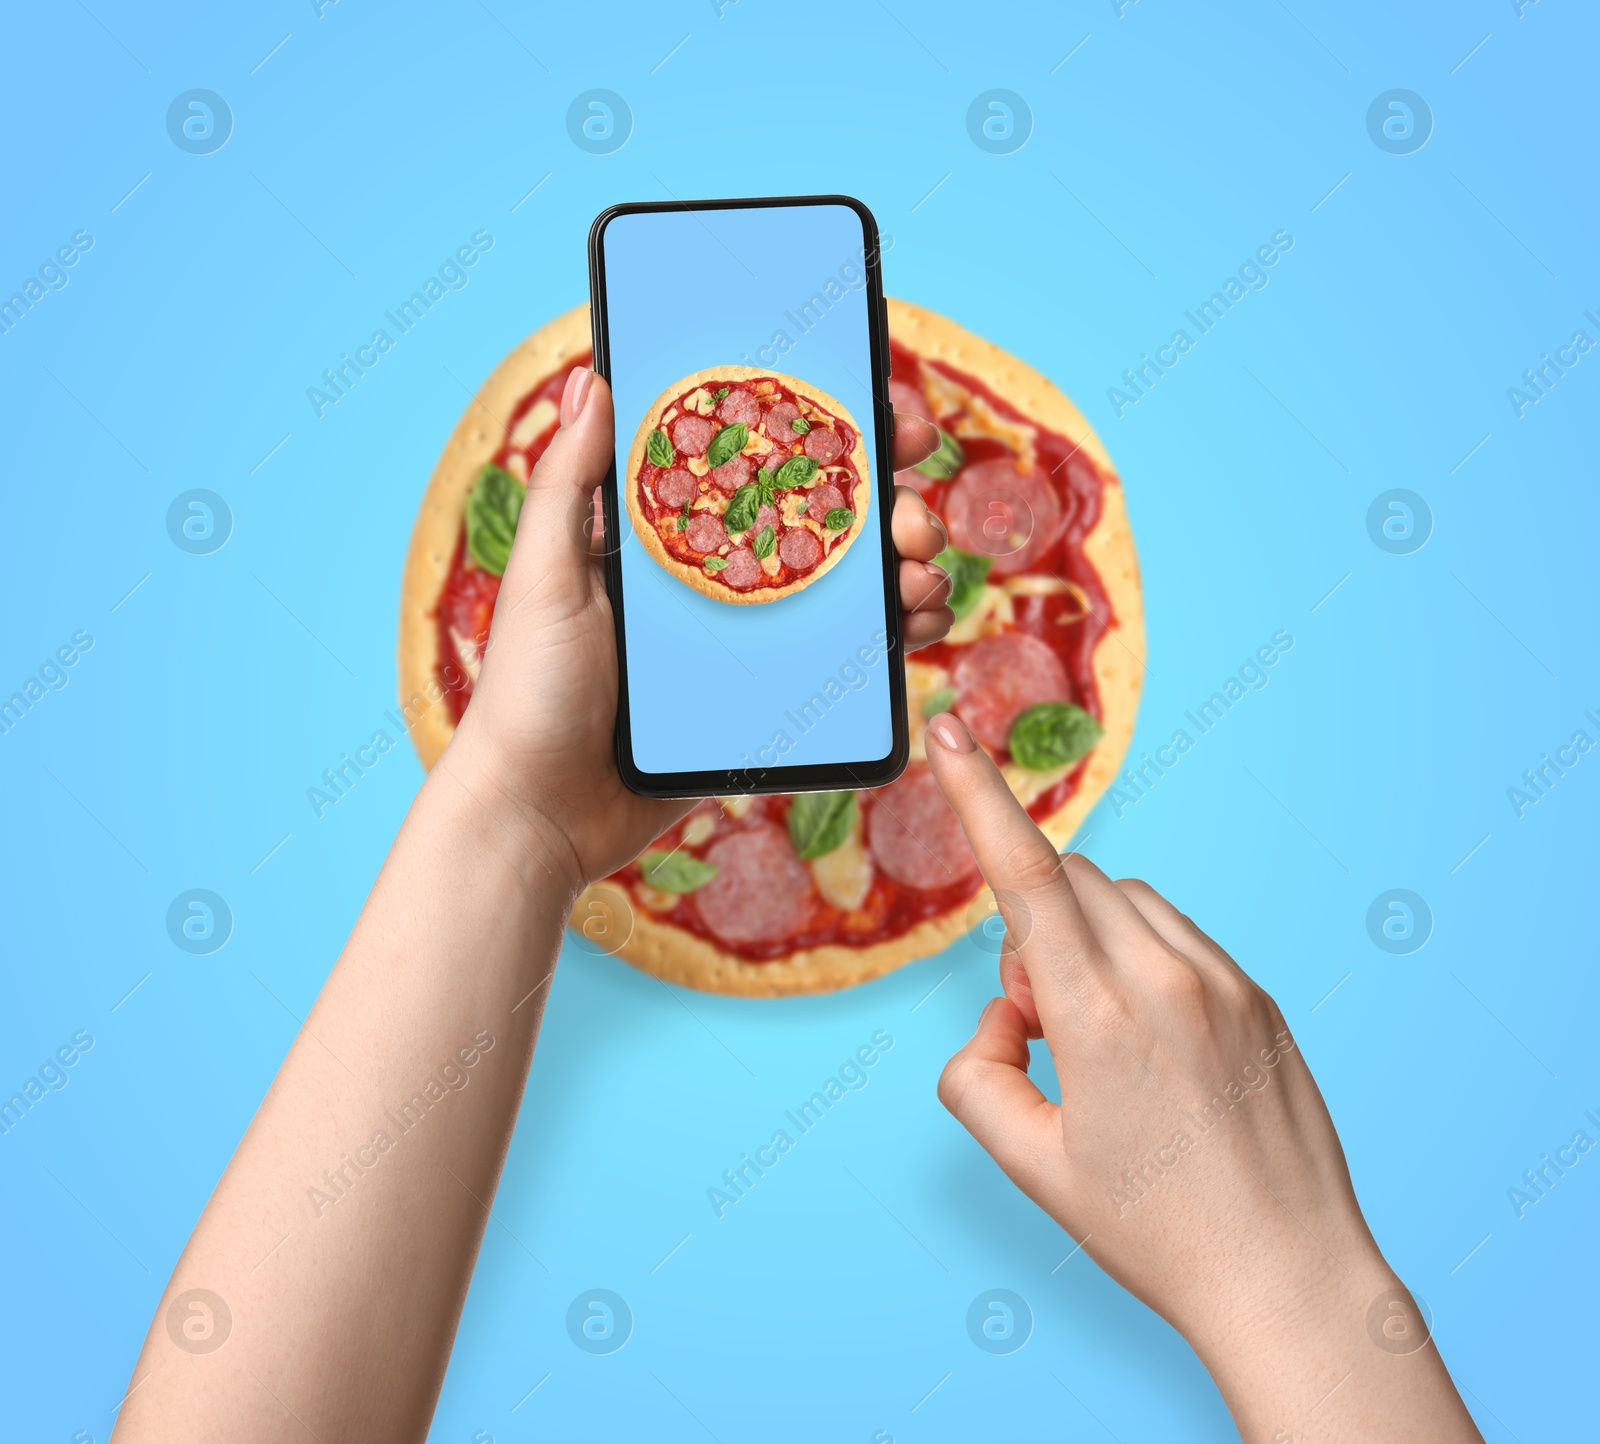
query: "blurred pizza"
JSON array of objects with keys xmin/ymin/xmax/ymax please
[{"xmin": 400, "ymin": 299, "xmax": 1143, "ymax": 995}]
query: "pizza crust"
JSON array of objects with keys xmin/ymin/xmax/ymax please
[
  {"xmin": 399, "ymin": 298, "xmax": 1144, "ymax": 997},
  {"xmin": 621, "ymin": 365, "xmax": 871, "ymax": 605},
  {"xmin": 399, "ymin": 303, "xmax": 593, "ymax": 773}
]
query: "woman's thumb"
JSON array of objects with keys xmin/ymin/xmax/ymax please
[{"xmin": 501, "ymin": 367, "xmax": 615, "ymax": 594}]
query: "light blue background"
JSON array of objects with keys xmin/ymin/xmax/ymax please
[
  {"xmin": 601, "ymin": 204, "xmax": 894, "ymax": 775},
  {"xmin": 2, "ymin": 3, "xmax": 1596, "ymax": 1442}
]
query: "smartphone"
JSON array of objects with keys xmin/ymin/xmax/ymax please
[{"xmin": 588, "ymin": 195, "xmax": 906, "ymax": 799}]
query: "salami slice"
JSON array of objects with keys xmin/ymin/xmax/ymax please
[
  {"xmin": 717, "ymin": 388, "xmax": 761, "ymax": 427},
  {"xmin": 692, "ymin": 825, "xmax": 814, "ymax": 944},
  {"xmin": 945, "ymin": 458, "xmax": 1064, "ymax": 577},
  {"xmin": 720, "ymin": 545, "xmax": 762, "ymax": 589},
  {"xmin": 753, "ymin": 503, "xmax": 781, "ymax": 536},
  {"xmin": 952, "ymin": 632, "xmax": 1071, "ymax": 750},
  {"xmin": 684, "ymin": 511, "xmax": 726, "ymax": 553},
  {"xmin": 804, "ymin": 426, "xmax": 846, "ymax": 464},
  {"xmin": 867, "ymin": 767, "xmax": 978, "ymax": 891},
  {"xmin": 656, "ymin": 468, "xmax": 696, "ymax": 509},
  {"xmin": 670, "ymin": 413, "xmax": 713, "ymax": 457},
  {"xmin": 778, "ymin": 527, "xmax": 822, "ymax": 571},
  {"xmin": 764, "ymin": 399, "xmax": 801, "ymax": 437},
  {"xmin": 802, "ymin": 483, "xmax": 847, "ymax": 524},
  {"xmin": 710, "ymin": 453, "xmax": 754, "ymax": 492}
]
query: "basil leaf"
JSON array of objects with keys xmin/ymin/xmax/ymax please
[
  {"xmin": 823, "ymin": 507, "xmax": 855, "ymax": 531},
  {"xmin": 703, "ymin": 556, "xmax": 727, "ymax": 572},
  {"xmin": 922, "ymin": 686, "xmax": 957, "ymax": 720},
  {"xmin": 724, "ymin": 484, "xmax": 760, "ymax": 534},
  {"xmin": 755, "ymin": 467, "xmax": 777, "ymax": 505},
  {"xmin": 791, "ymin": 416, "xmax": 811, "ymax": 435},
  {"xmin": 933, "ymin": 546, "xmax": 992, "ymax": 621},
  {"xmin": 914, "ymin": 429, "xmax": 965, "ymax": 481},
  {"xmin": 646, "ymin": 429, "xmax": 674, "ymax": 467},
  {"xmin": 677, "ymin": 500, "xmax": 692, "ymax": 531},
  {"xmin": 640, "ymin": 850, "xmax": 719, "ymax": 893},
  {"xmin": 465, "ymin": 463, "xmax": 526, "ymax": 575},
  {"xmin": 714, "ymin": 386, "xmax": 730, "ymax": 401},
  {"xmin": 1008, "ymin": 702, "xmax": 1103, "ymax": 771},
  {"xmin": 752, "ymin": 524, "xmax": 776, "ymax": 560},
  {"xmin": 788, "ymin": 790, "xmax": 857, "ymax": 860},
  {"xmin": 707, "ymin": 422, "xmax": 748, "ymax": 469},
  {"xmin": 774, "ymin": 455, "xmax": 818, "ymax": 489}
]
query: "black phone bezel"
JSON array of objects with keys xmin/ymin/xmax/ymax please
[{"xmin": 587, "ymin": 193, "xmax": 908, "ymax": 801}]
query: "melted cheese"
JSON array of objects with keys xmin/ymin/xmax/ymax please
[
  {"xmin": 811, "ymin": 826, "xmax": 874, "ymax": 910},
  {"xmin": 448, "ymin": 626, "xmax": 483, "ymax": 684},
  {"xmin": 683, "ymin": 814, "xmax": 715, "ymax": 847},
  {"xmin": 509, "ymin": 399, "xmax": 558, "ymax": 451},
  {"xmin": 687, "ymin": 456, "xmax": 709, "ymax": 477},
  {"xmin": 1001, "ymin": 760, "xmax": 1073, "ymax": 808},
  {"xmin": 683, "ymin": 388, "xmax": 713, "ymax": 417},
  {"xmin": 1004, "ymin": 575, "xmax": 1075, "ymax": 597},
  {"xmin": 904, "ymin": 659, "xmax": 952, "ymax": 763},
  {"xmin": 716, "ymin": 794, "xmax": 755, "ymax": 819},
  {"xmin": 945, "ymin": 585, "xmax": 1015, "ymax": 645},
  {"xmin": 922, "ymin": 368, "xmax": 1038, "ymax": 474},
  {"xmin": 760, "ymin": 552, "xmax": 780, "ymax": 578},
  {"xmin": 504, "ymin": 451, "xmax": 529, "ymax": 482},
  {"xmin": 953, "ymin": 397, "xmax": 1036, "ymax": 475},
  {"xmin": 1008, "ymin": 574, "xmax": 1091, "ymax": 623},
  {"xmin": 636, "ymin": 883, "xmax": 679, "ymax": 913}
]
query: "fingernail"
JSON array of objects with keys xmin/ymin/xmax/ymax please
[
  {"xmin": 914, "ymin": 561, "xmax": 951, "ymax": 611},
  {"xmin": 978, "ymin": 998, "xmax": 999, "ymax": 1025},
  {"xmin": 929, "ymin": 712, "xmax": 975, "ymax": 754},
  {"xmin": 560, "ymin": 367, "xmax": 593, "ymax": 427},
  {"xmin": 929, "ymin": 513, "xmax": 949, "ymax": 547}
]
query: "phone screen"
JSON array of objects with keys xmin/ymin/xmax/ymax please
[{"xmin": 591, "ymin": 197, "xmax": 905, "ymax": 797}]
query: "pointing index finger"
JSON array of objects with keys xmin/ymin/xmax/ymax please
[{"xmin": 923, "ymin": 711, "xmax": 1108, "ymax": 1032}]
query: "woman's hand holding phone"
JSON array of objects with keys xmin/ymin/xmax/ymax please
[{"xmin": 448, "ymin": 368, "xmax": 951, "ymax": 890}]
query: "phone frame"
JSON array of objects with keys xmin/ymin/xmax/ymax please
[{"xmin": 587, "ymin": 193, "xmax": 908, "ymax": 801}]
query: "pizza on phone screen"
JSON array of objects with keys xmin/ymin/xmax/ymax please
[
  {"xmin": 624, "ymin": 367, "xmax": 870, "ymax": 602},
  {"xmin": 399, "ymin": 298, "xmax": 1143, "ymax": 996}
]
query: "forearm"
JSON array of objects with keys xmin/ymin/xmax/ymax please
[{"xmin": 114, "ymin": 736, "xmax": 580, "ymax": 1442}]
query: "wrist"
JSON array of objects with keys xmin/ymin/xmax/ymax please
[
  {"xmin": 1183, "ymin": 1239, "xmax": 1432, "ymax": 1439},
  {"xmin": 427, "ymin": 724, "xmax": 587, "ymax": 901}
]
